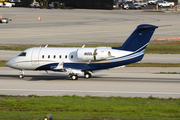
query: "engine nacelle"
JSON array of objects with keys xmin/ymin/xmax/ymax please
[{"xmin": 77, "ymin": 48, "xmax": 111, "ymax": 61}]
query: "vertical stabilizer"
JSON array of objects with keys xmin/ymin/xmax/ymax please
[{"xmin": 112, "ymin": 24, "xmax": 158, "ymax": 52}]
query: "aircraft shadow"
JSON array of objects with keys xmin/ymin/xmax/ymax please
[{"xmin": 0, "ymin": 74, "xmax": 103, "ymax": 81}]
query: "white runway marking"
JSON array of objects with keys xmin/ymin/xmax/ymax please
[{"xmin": 0, "ymin": 89, "xmax": 180, "ymax": 95}]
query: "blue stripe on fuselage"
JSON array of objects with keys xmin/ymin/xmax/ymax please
[
  {"xmin": 64, "ymin": 54, "xmax": 144, "ymax": 71},
  {"xmin": 36, "ymin": 63, "xmax": 59, "ymax": 70}
]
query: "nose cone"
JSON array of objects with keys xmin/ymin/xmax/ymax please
[
  {"xmin": 6, "ymin": 59, "xmax": 15, "ymax": 68},
  {"xmin": 6, "ymin": 60, "xmax": 11, "ymax": 67}
]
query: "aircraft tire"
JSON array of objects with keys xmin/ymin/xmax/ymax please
[
  {"xmin": 19, "ymin": 74, "xmax": 24, "ymax": 79},
  {"xmin": 84, "ymin": 73, "xmax": 91, "ymax": 79},
  {"xmin": 71, "ymin": 75, "xmax": 78, "ymax": 80}
]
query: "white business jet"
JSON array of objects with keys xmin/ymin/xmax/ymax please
[{"xmin": 6, "ymin": 24, "xmax": 158, "ymax": 80}]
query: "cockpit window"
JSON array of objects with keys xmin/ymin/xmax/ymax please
[{"xmin": 19, "ymin": 52, "xmax": 26, "ymax": 56}]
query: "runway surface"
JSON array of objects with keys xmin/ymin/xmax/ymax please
[{"xmin": 0, "ymin": 67, "xmax": 180, "ymax": 98}]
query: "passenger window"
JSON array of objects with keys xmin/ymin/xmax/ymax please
[
  {"xmin": 19, "ymin": 52, "xmax": 26, "ymax": 56},
  {"xmin": 54, "ymin": 55, "xmax": 56, "ymax": 58},
  {"xmin": 59, "ymin": 55, "xmax": 61, "ymax": 59},
  {"xmin": 65, "ymin": 55, "xmax": 67, "ymax": 59},
  {"xmin": 42, "ymin": 55, "xmax": 44, "ymax": 58},
  {"xmin": 71, "ymin": 55, "xmax": 73, "ymax": 59},
  {"xmin": 48, "ymin": 55, "xmax": 50, "ymax": 58}
]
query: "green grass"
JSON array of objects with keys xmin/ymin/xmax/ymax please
[
  {"xmin": 0, "ymin": 60, "xmax": 7, "ymax": 67},
  {"xmin": 145, "ymin": 41, "xmax": 180, "ymax": 54},
  {"xmin": 126, "ymin": 63, "xmax": 180, "ymax": 67},
  {"xmin": 157, "ymin": 72, "xmax": 180, "ymax": 74},
  {"xmin": 0, "ymin": 46, "xmax": 30, "ymax": 51},
  {"xmin": 0, "ymin": 44, "xmax": 120, "ymax": 51},
  {"xmin": 0, "ymin": 95, "xmax": 180, "ymax": 120},
  {"xmin": 1, "ymin": 41, "xmax": 180, "ymax": 54}
]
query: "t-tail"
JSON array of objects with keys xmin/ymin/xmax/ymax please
[{"xmin": 112, "ymin": 24, "xmax": 158, "ymax": 52}]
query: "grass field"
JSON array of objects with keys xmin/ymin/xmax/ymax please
[
  {"xmin": 0, "ymin": 60, "xmax": 7, "ymax": 67},
  {"xmin": 145, "ymin": 41, "xmax": 180, "ymax": 54},
  {"xmin": 0, "ymin": 95, "xmax": 180, "ymax": 120},
  {"xmin": 157, "ymin": 72, "xmax": 180, "ymax": 74},
  {"xmin": 1, "ymin": 41, "xmax": 180, "ymax": 54},
  {"xmin": 126, "ymin": 63, "xmax": 180, "ymax": 67}
]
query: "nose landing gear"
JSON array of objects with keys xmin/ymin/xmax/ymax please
[{"xmin": 19, "ymin": 70, "xmax": 24, "ymax": 79}]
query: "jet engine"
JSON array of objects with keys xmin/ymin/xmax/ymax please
[{"xmin": 77, "ymin": 48, "xmax": 111, "ymax": 61}]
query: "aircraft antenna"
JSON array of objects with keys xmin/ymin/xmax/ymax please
[
  {"xmin": 45, "ymin": 44, "xmax": 48, "ymax": 48},
  {"xmin": 82, "ymin": 45, "xmax": 85, "ymax": 48}
]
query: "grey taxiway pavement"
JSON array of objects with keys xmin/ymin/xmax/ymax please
[
  {"xmin": 0, "ymin": 8, "xmax": 180, "ymax": 46},
  {"xmin": 0, "ymin": 67, "xmax": 180, "ymax": 98}
]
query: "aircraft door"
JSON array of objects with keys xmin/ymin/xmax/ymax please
[{"xmin": 31, "ymin": 48, "xmax": 41, "ymax": 66}]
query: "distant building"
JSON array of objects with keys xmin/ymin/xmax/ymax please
[{"xmin": 13, "ymin": 0, "xmax": 113, "ymax": 9}]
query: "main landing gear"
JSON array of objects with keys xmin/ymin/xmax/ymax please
[
  {"xmin": 68, "ymin": 71, "xmax": 92, "ymax": 80},
  {"xmin": 68, "ymin": 73, "xmax": 78, "ymax": 80},
  {"xmin": 84, "ymin": 72, "xmax": 91, "ymax": 79},
  {"xmin": 19, "ymin": 70, "xmax": 24, "ymax": 79}
]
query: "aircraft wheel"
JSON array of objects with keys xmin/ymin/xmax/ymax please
[
  {"xmin": 71, "ymin": 75, "xmax": 78, "ymax": 80},
  {"xmin": 19, "ymin": 74, "xmax": 24, "ymax": 79},
  {"xmin": 84, "ymin": 73, "xmax": 91, "ymax": 79},
  {"xmin": 19, "ymin": 70, "xmax": 24, "ymax": 79}
]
